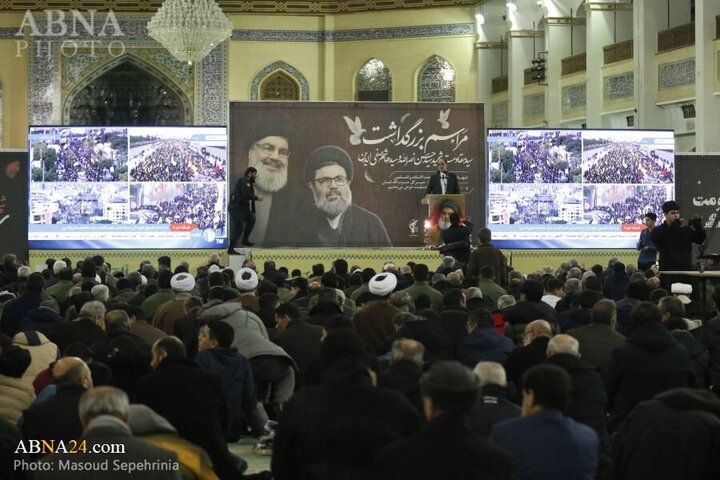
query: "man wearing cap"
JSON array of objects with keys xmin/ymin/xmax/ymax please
[
  {"xmin": 299, "ymin": 145, "xmax": 391, "ymax": 247},
  {"xmin": 241, "ymin": 117, "xmax": 296, "ymax": 247},
  {"xmin": 636, "ymin": 212, "xmax": 658, "ymax": 272},
  {"xmin": 376, "ymin": 361, "xmax": 511, "ymax": 480},
  {"xmin": 649, "ymin": 200, "xmax": 706, "ymax": 290},
  {"xmin": 228, "ymin": 166, "xmax": 263, "ymax": 251},
  {"xmin": 153, "ymin": 272, "xmax": 197, "ymax": 335},
  {"xmin": 422, "ymin": 156, "xmax": 460, "ymax": 204},
  {"xmin": 352, "ymin": 272, "xmax": 401, "ymax": 355}
]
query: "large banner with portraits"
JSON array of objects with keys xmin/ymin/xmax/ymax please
[
  {"xmin": 675, "ymin": 153, "xmax": 720, "ymax": 255},
  {"xmin": 0, "ymin": 151, "xmax": 29, "ymax": 259},
  {"xmin": 228, "ymin": 102, "xmax": 484, "ymax": 248}
]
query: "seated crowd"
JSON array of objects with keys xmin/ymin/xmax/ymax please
[{"xmin": 0, "ymin": 247, "xmax": 719, "ymax": 480}]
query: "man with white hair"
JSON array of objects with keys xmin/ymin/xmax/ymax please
[
  {"xmin": 54, "ymin": 300, "xmax": 107, "ymax": 352},
  {"xmin": 544, "ymin": 334, "xmax": 607, "ymax": 439},
  {"xmin": 44, "ymin": 259, "xmax": 67, "ymax": 289},
  {"xmin": 45, "ymin": 265, "xmax": 74, "ymax": 304},
  {"xmin": 36, "ymin": 386, "xmax": 181, "ymax": 479},
  {"xmin": 90, "ymin": 284, "xmax": 110, "ymax": 304},
  {"xmin": 505, "ymin": 319, "xmax": 553, "ymax": 388},
  {"xmin": 470, "ymin": 361, "xmax": 521, "ymax": 437},
  {"xmin": 378, "ymin": 339, "xmax": 425, "ymax": 414}
]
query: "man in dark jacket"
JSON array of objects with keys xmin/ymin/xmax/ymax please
[
  {"xmin": 469, "ymin": 361, "xmax": 521, "ymax": 437},
  {"xmin": 503, "ymin": 280, "xmax": 558, "ymax": 345},
  {"xmin": 456, "ymin": 307, "xmax": 514, "ymax": 368},
  {"xmin": 603, "ymin": 261, "xmax": 630, "ymax": 301},
  {"xmin": 610, "ymin": 388, "xmax": 720, "ymax": 480},
  {"xmin": 1, "ymin": 272, "xmax": 45, "ymax": 336},
  {"xmin": 378, "ymin": 339, "xmax": 425, "ymax": 415},
  {"xmin": 274, "ymin": 302, "xmax": 323, "ymax": 389},
  {"xmin": 466, "ymin": 228, "xmax": 508, "ymax": 286},
  {"xmin": 21, "ymin": 357, "xmax": 93, "ymax": 449},
  {"xmin": 605, "ymin": 302, "xmax": 694, "ymax": 432},
  {"xmin": 19, "ymin": 300, "xmax": 63, "ymax": 342},
  {"xmin": 375, "ymin": 361, "xmax": 512, "ymax": 480},
  {"xmin": 505, "ymin": 320, "xmax": 553, "ymax": 389},
  {"xmin": 544, "ymin": 335, "xmax": 607, "ymax": 440},
  {"xmin": 568, "ymin": 298, "xmax": 626, "ymax": 377},
  {"xmin": 195, "ymin": 320, "xmax": 263, "ymax": 440},
  {"xmin": 135, "ymin": 337, "xmax": 246, "ymax": 480},
  {"xmin": 438, "ymin": 288, "xmax": 470, "ymax": 345},
  {"xmin": 649, "ymin": 200, "xmax": 706, "ymax": 290},
  {"xmin": 272, "ymin": 330, "xmax": 420, "ymax": 480},
  {"xmin": 228, "ymin": 166, "xmax": 261, "ymax": 251}
]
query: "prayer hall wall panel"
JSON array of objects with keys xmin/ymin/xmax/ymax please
[
  {"xmin": 0, "ymin": 13, "xmax": 29, "ymax": 149},
  {"xmin": 330, "ymin": 7, "xmax": 477, "ymax": 102},
  {"xmin": 228, "ymin": 14, "xmax": 323, "ymax": 101}
]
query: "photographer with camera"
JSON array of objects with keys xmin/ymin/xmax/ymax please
[{"xmin": 650, "ymin": 200, "xmax": 706, "ymax": 290}]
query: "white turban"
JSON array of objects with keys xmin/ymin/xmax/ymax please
[
  {"xmin": 235, "ymin": 268, "xmax": 258, "ymax": 291},
  {"xmin": 171, "ymin": 273, "xmax": 195, "ymax": 292},
  {"xmin": 369, "ymin": 273, "xmax": 397, "ymax": 297}
]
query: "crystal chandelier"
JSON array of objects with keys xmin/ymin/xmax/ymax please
[{"xmin": 147, "ymin": 0, "xmax": 233, "ymax": 65}]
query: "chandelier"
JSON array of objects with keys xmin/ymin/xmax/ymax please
[{"xmin": 147, "ymin": 0, "xmax": 234, "ymax": 65}]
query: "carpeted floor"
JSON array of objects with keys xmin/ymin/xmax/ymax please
[{"xmin": 228, "ymin": 437, "xmax": 271, "ymax": 474}]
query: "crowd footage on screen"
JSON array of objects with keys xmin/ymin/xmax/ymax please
[
  {"xmin": 129, "ymin": 139, "xmax": 225, "ymax": 182},
  {"xmin": 583, "ymin": 142, "xmax": 674, "ymax": 184}
]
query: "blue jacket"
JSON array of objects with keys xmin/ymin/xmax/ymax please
[
  {"xmin": 455, "ymin": 327, "xmax": 514, "ymax": 368},
  {"xmin": 490, "ymin": 409, "xmax": 599, "ymax": 480},
  {"xmin": 195, "ymin": 347, "xmax": 263, "ymax": 435},
  {"xmin": 636, "ymin": 228, "xmax": 657, "ymax": 265}
]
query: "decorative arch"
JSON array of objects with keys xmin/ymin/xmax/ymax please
[
  {"xmin": 62, "ymin": 54, "xmax": 193, "ymax": 125},
  {"xmin": 417, "ymin": 55, "xmax": 456, "ymax": 102},
  {"xmin": 62, "ymin": 53, "xmax": 193, "ymax": 126},
  {"xmin": 251, "ymin": 61, "xmax": 309, "ymax": 101},
  {"xmin": 260, "ymin": 71, "xmax": 300, "ymax": 100},
  {"xmin": 356, "ymin": 58, "xmax": 392, "ymax": 101}
]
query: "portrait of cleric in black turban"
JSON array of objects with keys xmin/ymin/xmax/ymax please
[
  {"xmin": 425, "ymin": 197, "xmax": 473, "ymax": 246},
  {"xmin": 295, "ymin": 145, "xmax": 392, "ymax": 247}
]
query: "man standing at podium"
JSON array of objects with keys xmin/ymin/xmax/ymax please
[
  {"xmin": 650, "ymin": 200, "xmax": 706, "ymax": 289},
  {"xmin": 422, "ymin": 156, "xmax": 459, "ymax": 204}
]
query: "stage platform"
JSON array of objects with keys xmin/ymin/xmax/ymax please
[{"xmin": 28, "ymin": 248, "xmax": 640, "ymax": 277}]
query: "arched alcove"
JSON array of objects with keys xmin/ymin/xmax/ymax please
[
  {"xmin": 63, "ymin": 55, "xmax": 192, "ymax": 126},
  {"xmin": 251, "ymin": 61, "xmax": 309, "ymax": 101},
  {"xmin": 417, "ymin": 55, "xmax": 456, "ymax": 102},
  {"xmin": 356, "ymin": 58, "xmax": 392, "ymax": 101},
  {"xmin": 260, "ymin": 71, "xmax": 300, "ymax": 100}
]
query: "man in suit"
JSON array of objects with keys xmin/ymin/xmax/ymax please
[
  {"xmin": 36, "ymin": 386, "xmax": 181, "ymax": 479},
  {"xmin": 490, "ymin": 364, "xmax": 599, "ymax": 480},
  {"xmin": 423, "ymin": 156, "xmax": 459, "ymax": 204}
]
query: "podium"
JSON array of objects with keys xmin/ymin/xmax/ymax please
[
  {"xmin": 424, "ymin": 194, "xmax": 466, "ymax": 246},
  {"xmin": 660, "ymin": 270, "xmax": 720, "ymax": 320}
]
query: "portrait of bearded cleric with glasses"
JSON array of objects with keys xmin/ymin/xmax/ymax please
[{"xmin": 296, "ymin": 145, "xmax": 391, "ymax": 247}]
